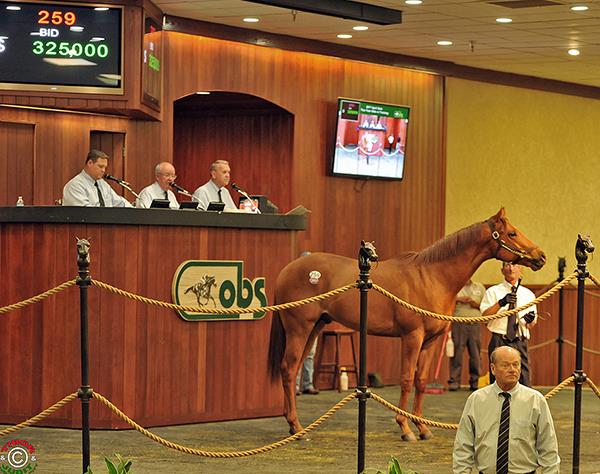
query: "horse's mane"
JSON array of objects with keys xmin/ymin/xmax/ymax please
[{"xmin": 413, "ymin": 221, "xmax": 484, "ymax": 264}]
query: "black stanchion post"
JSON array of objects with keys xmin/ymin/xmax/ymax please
[
  {"xmin": 557, "ymin": 257, "xmax": 566, "ymax": 383},
  {"xmin": 76, "ymin": 239, "xmax": 93, "ymax": 474},
  {"xmin": 572, "ymin": 235, "xmax": 593, "ymax": 474},
  {"xmin": 356, "ymin": 241, "xmax": 377, "ymax": 474}
]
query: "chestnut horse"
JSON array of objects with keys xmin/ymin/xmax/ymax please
[{"xmin": 268, "ymin": 208, "xmax": 546, "ymax": 440}]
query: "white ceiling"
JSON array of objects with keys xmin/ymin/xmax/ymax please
[{"xmin": 153, "ymin": 0, "xmax": 600, "ymax": 88}]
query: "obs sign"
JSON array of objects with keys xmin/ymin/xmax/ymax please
[{"xmin": 172, "ymin": 260, "xmax": 267, "ymax": 321}]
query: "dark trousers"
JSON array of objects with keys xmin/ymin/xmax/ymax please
[
  {"xmin": 448, "ymin": 322, "xmax": 481, "ymax": 388},
  {"xmin": 488, "ymin": 332, "xmax": 530, "ymax": 387}
]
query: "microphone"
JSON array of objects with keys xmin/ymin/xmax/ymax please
[
  {"xmin": 170, "ymin": 182, "xmax": 190, "ymax": 195},
  {"xmin": 105, "ymin": 174, "xmax": 130, "ymax": 187},
  {"xmin": 104, "ymin": 174, "xmax": 139, "ymax": 199},
  {"xmin": 232, "ymin": 183, "xmax": 261, "ymax": 214}
]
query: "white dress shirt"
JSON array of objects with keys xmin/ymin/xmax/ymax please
[
  {"xmin": 62, "ymin": 171, "xmax": 132, "ymax": 207},
  {"xmin": 453, "ymin": 382, "xmax": 560, "ymax": 474},
  {"xmin": 480, "ymin": 281, "xmax": 537, "ymax": 340},
  {"xmin": 192, "ymin": 179, "xmax": 237, "ymax": 211},
  {"xmin": 136, "ymin": 182, "xmax": 179, "ymax": 209}
]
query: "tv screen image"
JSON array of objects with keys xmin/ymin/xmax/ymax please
[
  {"xmin": 332, "ymin": 98, "xmax": 410, "ymax": 180},
  {"xmin": 0, "ymin": 1, "xmax": 123, "ymax": 94}
]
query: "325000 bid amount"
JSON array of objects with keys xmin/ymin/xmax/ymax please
[{"xmin": 32, "ymin": 40, "xmax": 109, "ymax": 58}]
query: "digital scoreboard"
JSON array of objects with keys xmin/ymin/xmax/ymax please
[{"xmin": 0, "ymin": 1, "xmax": 123, "ymax": 94}]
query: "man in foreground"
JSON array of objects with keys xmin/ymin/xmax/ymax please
[
  {"xmin": 62, "ymin": 149, "xmax": 132, "ymax": 207},
  {"xmin": 453, "ymin": 346, "xmax": 559, "ymax": 474}
]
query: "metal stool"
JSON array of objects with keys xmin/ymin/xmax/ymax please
[{"xmin": 315, "ymin": 329, "xmax": 359, "ymax": 392}]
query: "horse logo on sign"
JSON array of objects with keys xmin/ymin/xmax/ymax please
[{"xmin": 172, "ymin": 260, "xmax": 267, "ymax": 321}]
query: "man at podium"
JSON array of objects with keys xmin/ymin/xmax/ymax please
[
  {"xmin": 192, "ymin": 160, "xmax": 237, "ymax": 211},
  {"xmin": 136, "ymin": 162, "xmax": 180, "ymax": 209}
]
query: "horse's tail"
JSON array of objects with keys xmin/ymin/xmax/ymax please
[{"xmin": 268, "ymin": 310, "xmax": 285, "ymax": 381}]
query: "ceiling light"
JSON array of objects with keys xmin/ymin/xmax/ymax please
[
  {"xmin": 353, "ymin": 25, "xmax": 369, "ymax": 31},
  {"xmin": 196, "ymin": 91, "xmax": 211, "ymax": 95},
  {"xmin": 570, "ymin": 5, "xmax": 589, "ymax": 11},
  {"xmin": 437, "ymin": 40, "xmax": 453, "ymax": 46},
  {"xmin": 337, "ymin": 34, "xmax": 353, "ymax": 39},
  {"xmin": 94, "ymin": 7, "xmax": 109, "ymax": 11},
  {"xmin": 6, "ymin": 5, "xmax": 21, "ymax": 10},
  {"xmin": 405, "ymin": 0, "xmax": 423, "ymax": 4},
  {"xmin": 496, "ymin": 17, "xmax": 513, "ymax": 23},
  {"xmin": 243, "ymin": 17, "xmax": 260, "ymax": 23},
  {"xmin": 568, "ymin": 48, "xmax": 580, "ymax": 56}
]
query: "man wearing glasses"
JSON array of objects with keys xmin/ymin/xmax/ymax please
[
  {"xmin": 136, "ymin": 162, "xmax": 180, "ymax": 209},
  {"xmin": 480, "ymin": 262, "xmax": 537, "ymax": 387}
]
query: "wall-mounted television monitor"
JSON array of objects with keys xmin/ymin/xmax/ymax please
[
  {"xmin": 0, "ymin": 1, "xmax": 123, "ymax": 94},
  {"xmin": 331, "ymin": 98, "xmax": 410, "ymax": 180}
]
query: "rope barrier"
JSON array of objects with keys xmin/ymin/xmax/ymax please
[
  {"xmin": 587, "ymin": 273, "xmax": 600, "ymax": 287},
  {"xmin": 0, "ymin": 392, "xmax": 78, "ymax": 437},
  {"xmin": 371, "ymin": 271, "xmax": 577, "ymax": 324},
  {"xmin": 91, "ymin": 280, "xmax": 357, "ymax": 315},
  {"xmin": 0, "ymin": 279, "xmax": 77, "ymax": 314},
  {"xmin": 563, "ymin": 339, "xmax": 600, "ymax": 356},
  {"xmin": 529, "ymin": 339, "xmax": 557, "ymax": 351},
  {"xmin": 586, "ymin": 378, "xmax": 600, "ymax": 399},
  {"xmin": 370, "ymin": 393, "xmax": 459, "ymax": 430},
  {"xmin": 543, "ymin": 376, "xmax": 575, "ymax": 399},
  {"xmin": 92, "ymin": 391, "xmax": 357, "ymax": 457}
]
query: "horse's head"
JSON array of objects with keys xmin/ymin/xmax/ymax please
[
  {"xmin": 576, "ymin": 234, "xmax": 594, "ymax": 262},
  {"xmin": 486, "ymin": 208, "xmax": 546, "ymax": 271}
]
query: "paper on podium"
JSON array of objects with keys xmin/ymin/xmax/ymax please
[{"xmin": 285, "ymin": 205, "xmax": 311, "ymax": 216}]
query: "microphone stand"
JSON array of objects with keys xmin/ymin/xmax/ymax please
[{"xmin": 105, "ymin": 176, "xmax": 140, "ymax": 199}]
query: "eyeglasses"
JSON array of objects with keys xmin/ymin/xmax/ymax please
[{"xmin": 159, "ymin": 173, "xmax": 176, "ymax": 179}]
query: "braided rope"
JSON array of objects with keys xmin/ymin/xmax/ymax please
[
  {"xmin": 563, "ymin": 339, "xmax": 600, "ymax": 356},
  {"xmin": 91, "ymin": 280, "xmax": 356, "ymax": 314},
  {"xmin": 544, "ymin": 376, "xmax": 575, "ymax": 399},
  {"xmin": 92, "ymin": 391, "xmax": 357, "ymax": 457},
  {"xmin": 0, "ymin": 392, "xmax": 78, "ymax": 437},
  {"xmin": 371, "ymin": 271, "xmax": 577, "ymax": 324},
  {"xmin": 0, "ymin": 279, "xmax": 77, "ymax": 314},
  {"xmin": 588, "ymin": 274, "xmax": 600, "ymax": 287},
  {"xmin": 370, "ymin": 392, "xmax": 458, "ymax": 430},
  {"xmin": 585, "ymin": 378, "xmax": 600, "ymax": 398},
  {"xmin": 529, "ymin": 339, "xmax": 557, "ymax": 351}
]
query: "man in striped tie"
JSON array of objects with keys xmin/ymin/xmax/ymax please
[{"xmin": 453, "ymin": 346, "xmax": 559, "ymax": 473}]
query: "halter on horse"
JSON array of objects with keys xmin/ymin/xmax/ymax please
[{"xmin": 269, "ymin": 208, "xmax": 546, "ymax": 440}]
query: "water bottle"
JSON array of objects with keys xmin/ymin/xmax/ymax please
[
  {"xmin": 16, "ymin": 196, "xmax": 24, "ymax": 207},
  {"xmin": 445, "ymin": 333, "xmax": 454, "ymax": 358},
  {"xmin": 339, "ymin": 368, "xmax": 349, "ymax": 391}
]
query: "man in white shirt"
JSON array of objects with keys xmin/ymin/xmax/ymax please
[
  {"xmin": 453, "ymin": 346, "xmax": 559, "ymax": 474},
  {"xmin": 136, "ymin": 162, "xmax": 180, "ymax": 209},
  {"xmin": 62, "ymin": 150, "xmax": 132, "ymax": 207},
  {"xmin": 192, "ymin": 160, "xmax": 237, "ymax": 211},
  {"xmin": 480, "ymin": 262, "xmax": 537, "ymax": 387}
]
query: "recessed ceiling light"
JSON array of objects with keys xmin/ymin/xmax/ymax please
[
  {"xmin": 353, "ymin": 26, "xmax": 369, "ymax": 31},
  {"xmin": 6, "ymin": 5, "xmax": 21, "ymax": 10},
  {"xmin": 243, "ymin": 17, "xmax": 260, "ymax": 23},
  {"xmin": 570, "ymin": 5, "xmax": 589, "ymax": 11},
  {"xmin": 337, "ymin": 34, "xmax": 353, "ymax": 39},
  {"xmin": 196, "ymin": 91, "xmax": 211, "ymax": 95},
  {"xmin": 568, "ymin": 48, "xmax": 581, "ymax": 56},
  {"xmin": 405, "ymin": 0, "xmax": 423, "ymax": 4},
  {"xmin": 496, "ymin": 17, "xmax": 513, "ymax": 23},
  {"xmin": 437, "ymin": 40, "xmax": 453, "ymax": 46}
]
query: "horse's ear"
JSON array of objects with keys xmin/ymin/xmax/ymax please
[{"xmin": 492, "ymin": 207, "xmax": 506, "ymax": 221}]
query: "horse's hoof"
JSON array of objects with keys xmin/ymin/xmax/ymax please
[
  {"xmin": 419, "ymin": 431, "xmax": 433, "ymax": 441},
  {"xmin": 401, "ymin": 432, "xmax": 417, "ymax": 442}
]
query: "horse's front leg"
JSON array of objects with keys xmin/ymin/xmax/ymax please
[
  {"xmin": 396, "ymin": 332, "xmax": 423, "ymax": 442},
  {"xmin": 412, "ymin": 338, "xmax": 441, "ymax": 440}
]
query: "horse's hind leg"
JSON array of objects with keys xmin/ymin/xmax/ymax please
[
  {"xmin": 412, "ymin": 340, "xmax": 439, "ymax": 440},
  {"xmin": 281, "ymin": 315, "xmax": 325, "ymax": 435},
  {"xmin": 396, "ymin": 332, "xmax": 423, "ymax": 442}
]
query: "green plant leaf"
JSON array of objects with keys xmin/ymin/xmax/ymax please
[{"xmin": 104, "ymin": 457, "xmax": 118, "ymax": 474}]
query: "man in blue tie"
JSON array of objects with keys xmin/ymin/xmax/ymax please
[{"xmin": 453, "ymin": 346, "xmax": 559, "ymax": 474}]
